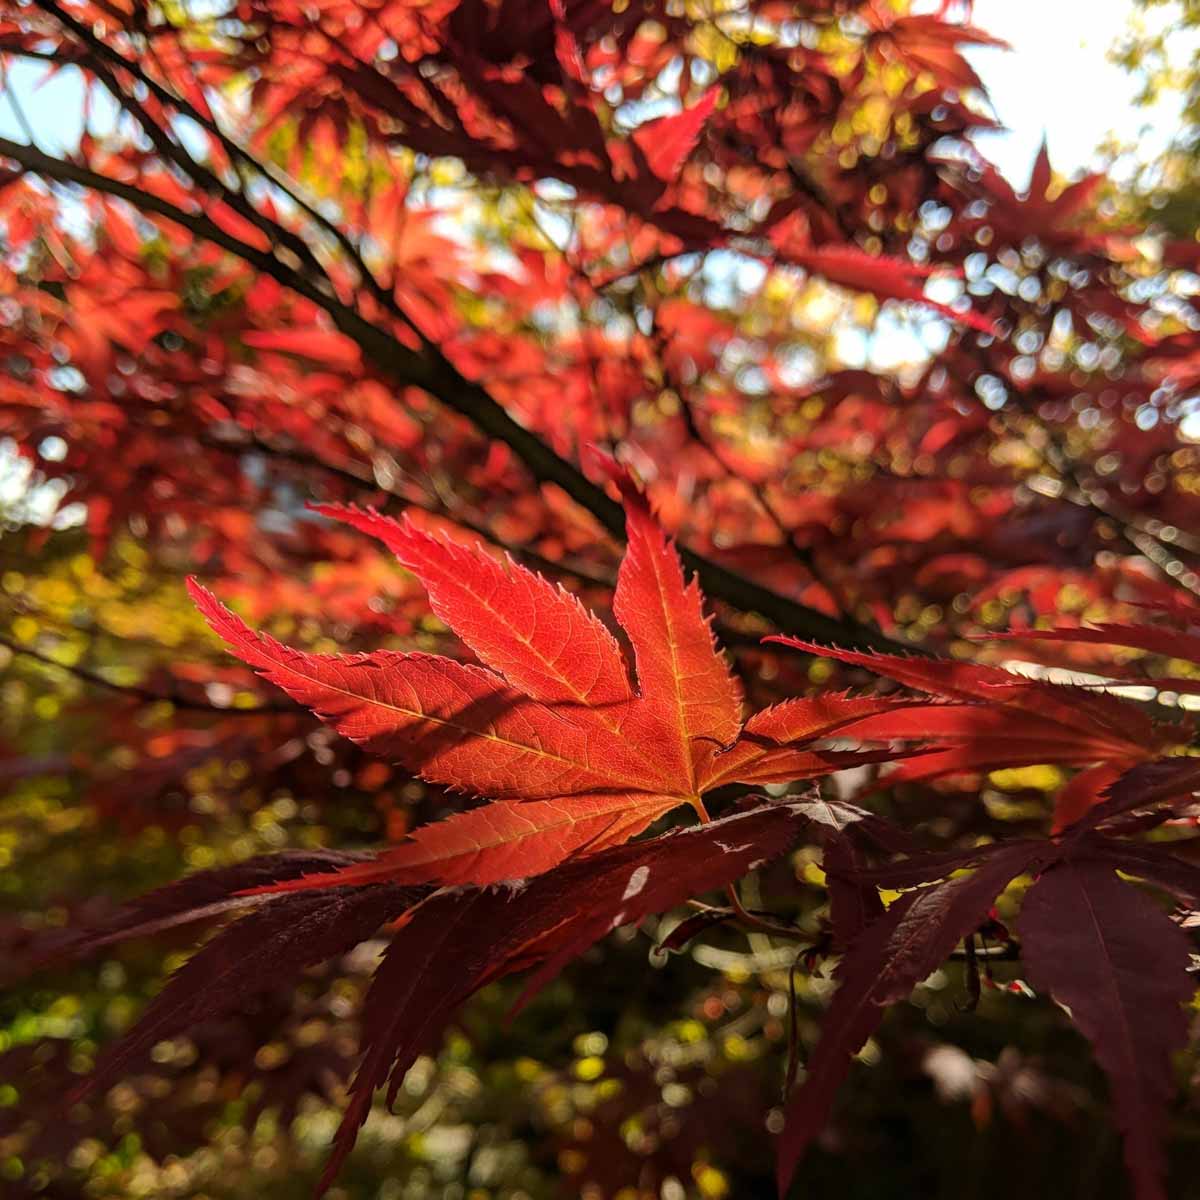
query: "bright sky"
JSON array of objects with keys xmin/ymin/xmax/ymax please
[{"xmin": 964, "ymin": 0, "xmax": 1182, "ymax": 185}]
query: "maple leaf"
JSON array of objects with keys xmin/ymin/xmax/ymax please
[
  {"xmin": 631, "ymin": 86, "xmax": 720, "ymax": 183},
  {"xmin": 73, "ymin": 884, "xmax": 416, "ymax": 1106},
  {"xmin": 778, "ymin": 244, "xmax": 1000, "ymax": 336},
  {"xmin": 62, "ymin": 795, "xmax": 875, "ymax": 1195},
  {"xmin": 767, "ymin": 639, "xmax": 1177, "ymax": 819},
  {"xmin": 316, "ymin": 797, "xmax": 843, "ymax": 1192},
  {"xmin": 191, "ymin": 484, "xmax": 889, "ymax": 894},
  {"xmin": 939, "ymin": 139, "xmax": 1111, "ymax": 258},
  {"xmin": 990, "ymin": 622, "xmax": 1200, "ymax": 697},
  {"xmin": 34, "ymin": 850, "xmax": 377, "ymax": 968},
  {"xmin": 865, "ymin": 7, "xmax": 1008, "ymax": 91},
  {"xmin": 776, "ymin": 839, "xmax": 1053, "ymax": 1195},
  {"xmin": 1064, "ymin": 757, "xmax": 1200, "ymax": 839},
  {"xmin": 774, "ymin": 801, "xmax": 1200, "ymax": 1199},
  {"xmin": 1018, "ymin": 858, "xmax": 1194, "ymax": 1200}
]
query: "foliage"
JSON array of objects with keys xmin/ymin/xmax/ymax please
[{"xmin": 2, "ymin": 0, "xmax": 1200, "ymax": 1198}]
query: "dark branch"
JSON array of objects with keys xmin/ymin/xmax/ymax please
[{"xmin": 0, "ymin": 634, "xmax": 294, "ymax": 714}]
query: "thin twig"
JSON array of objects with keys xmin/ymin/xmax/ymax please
[{"xmin": 0, "ymin": 633, "xmax": 293, "ymax": 714}]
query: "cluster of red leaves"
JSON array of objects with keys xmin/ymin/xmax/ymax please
[
  {"xmin": 3, "ymin": 0, "xmax": 1200, "ymax": 1195},
  {"xmin": 2, "ymin": 0, "xmax": 1195, "ymax": 631},
  {"xmin": 29, "ymin": 481, "xmax": 1200, "ymax": 1200}
]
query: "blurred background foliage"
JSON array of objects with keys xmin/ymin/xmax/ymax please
[{"xmin": 3, "ymin": 0, "xmax": 1200, "ymax": 1197}]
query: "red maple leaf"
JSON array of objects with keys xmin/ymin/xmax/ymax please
[{"xmin": 189, "ymin": 475, "xmax": 897, "ymax": 893}]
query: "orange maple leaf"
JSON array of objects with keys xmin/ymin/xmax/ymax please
[{"xmin": 190, "ymin": 478, "xmax": 895, "ymax": 890}]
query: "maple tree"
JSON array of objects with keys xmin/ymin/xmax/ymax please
[{"xmin": 3, "ymin": 0, "xmax": 1200, "ymax": 1197}]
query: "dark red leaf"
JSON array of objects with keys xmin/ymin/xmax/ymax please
[
  {"xmin": 776, "ymin": 840, "xmax": 1049, "ymax": 1195},
  {"xmin": 1079, "ymin": 836, "xmax": 1200, "ymax": 908},
  {"xmin": 320, "ymin": 798, "xmax": 821, "ymax": 1192},
  {"xmin": 631, "ymin": 87, "xmax": 719, "ymax": 183},
  {"xmin": 40, "ymin": 850, "xmax": 374, "ymax": 966},
  {"xmin": 844, "ymin": 838, "xmax": 1044, "ymax": 890},
  {"xmin": 1068, "ymin": 758, "xmax": 1200, "ymax": 838},
  {"xmin": 1018, "ymin": 859, "xmax": 1194, "ymax": 1200},
  {"xmin": 76, "ymin": 884, "xmax": 415, "ymax": 1106}
]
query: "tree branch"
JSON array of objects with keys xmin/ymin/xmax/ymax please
[{"xmin": 0, "ymin": 633, "xmax": 294, "ymax": 714}]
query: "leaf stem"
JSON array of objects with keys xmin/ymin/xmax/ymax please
[{"xmin": 691, "ymin": 795, "xmax": 809, "ymax": 942}]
